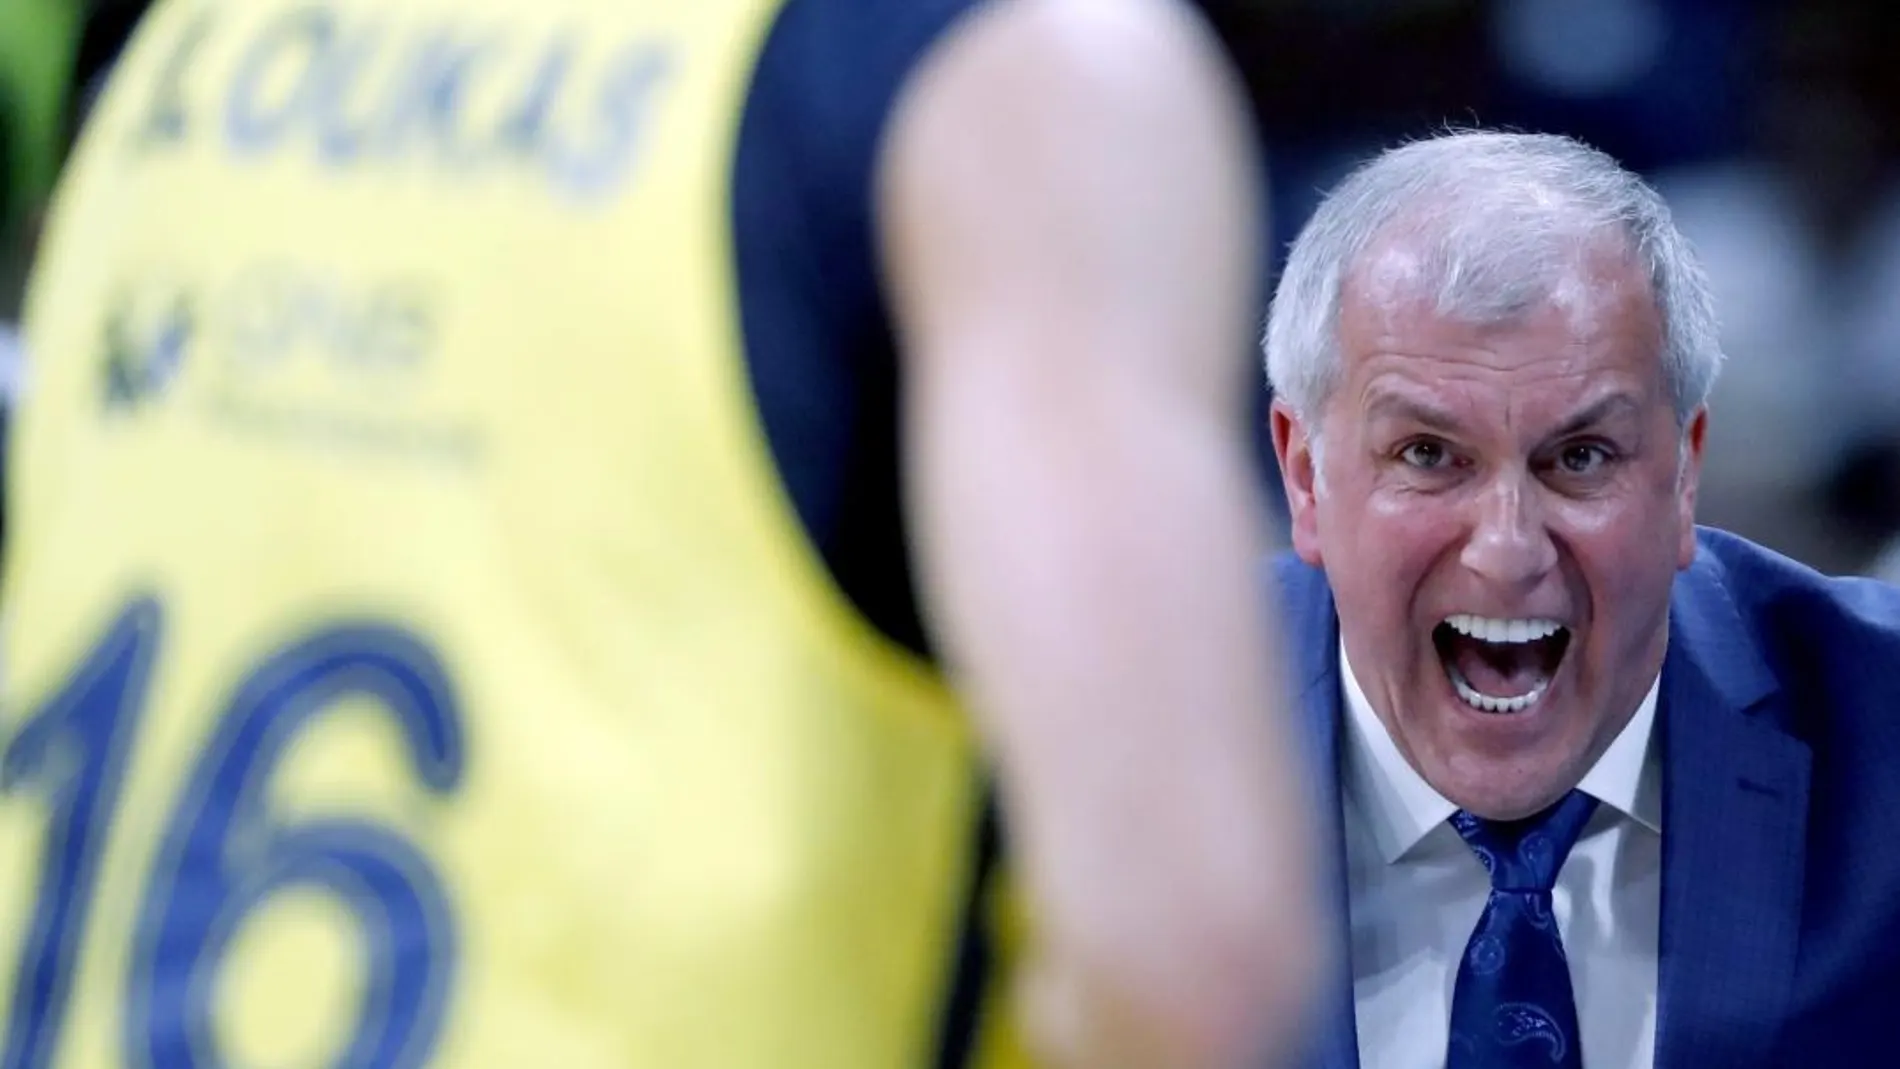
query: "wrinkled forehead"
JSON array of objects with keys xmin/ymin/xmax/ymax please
[
  {"xmin": 1343, "ymin": 220, "xmax": 1653, "ymax": 330},
  {"xmin": 1339, "ymin": 227, "xmax": 1663, "ymax": 365},
  {"xmin": 1332, "ymin": 236, "xmax": 1670, "ymax": 429}
]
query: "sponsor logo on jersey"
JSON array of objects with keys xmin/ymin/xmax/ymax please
[
  {"xmin": 101, "ymin": 289, "xmax": 194, "ymax": 413},
  {"xmin": 97, "ymin": 263, "xmax": 482, "ymax": 468}
]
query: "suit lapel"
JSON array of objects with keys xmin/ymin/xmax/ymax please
[
  {"xmin": 1654, "ymin": 556, "xmax": 1810, "ymax": 1069},
  {"xmin": 1272, "ymin": 558, "xmax": 1361, "ymax": 1069}
]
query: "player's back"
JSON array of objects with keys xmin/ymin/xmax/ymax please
[{"xmin": 2, "ymin": 0, "xmax": 1014, "ymax": 1065}]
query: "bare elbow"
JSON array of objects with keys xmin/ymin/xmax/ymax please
[
  {"xmin": 1175, "ymin": 906, "xmax": 1330, "ymax": 1069},
  {"xmin": 1028, "ymin": 893, "xmax": 1332, "ymax": 1069}
]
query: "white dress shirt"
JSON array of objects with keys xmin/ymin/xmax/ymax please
[{"xmin": 1340, "ymin": 642, "xmax": 1662, "ymax": 1069}]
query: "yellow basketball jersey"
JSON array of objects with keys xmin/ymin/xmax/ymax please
[{"xmin": 1, "ymin": 0, "xmax": 1027, "ymax": 1065}]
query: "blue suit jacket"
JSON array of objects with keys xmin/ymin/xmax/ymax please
[{"xmin": 1278, "ymin": 527, "xmax": 1900, "ymax": 1069}]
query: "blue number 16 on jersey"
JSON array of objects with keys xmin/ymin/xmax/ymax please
[{"xmin": 1, "ymin": 597, "xmax": 467, "ymax": 1069}]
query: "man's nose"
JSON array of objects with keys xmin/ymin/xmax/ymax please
[{"xmin": 1460, "ymin": 474, "xmax": 1558, "ymax": 588}]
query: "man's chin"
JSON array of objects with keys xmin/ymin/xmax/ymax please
[
  {"xmin": 1414, "ymin": 700, "xmax": 1590, "ymax": 819},
  {"xmin": 1442, "ymin": 776, "xmax": 1581, "ymax": 823}
]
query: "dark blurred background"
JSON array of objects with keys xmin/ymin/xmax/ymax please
[{"xmin": 5, "ymin": 0, "xmax": 1900, "ymax": 578}]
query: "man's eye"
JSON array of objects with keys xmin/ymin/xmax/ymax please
[
  {"xmin": 1559, "ymin": 444, "xmax": 1613, "ymax": 474},
  {"xmin": 1400, "ymin": 441, "xmax": 1451, "ymax": 469}
]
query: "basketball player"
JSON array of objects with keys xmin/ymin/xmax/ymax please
[{"xmin": 1, "ymin": 0, "xmax": 1320, "ymax": 1066}]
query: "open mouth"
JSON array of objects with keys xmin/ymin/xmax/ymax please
[{"xmin": 1432, "ymin": 614, "xmax": 1572, "ymax": 714}]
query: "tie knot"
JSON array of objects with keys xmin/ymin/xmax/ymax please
[{"xmin": 1449, "ymin": 790, "xmax": 1599, "ymax": 892}]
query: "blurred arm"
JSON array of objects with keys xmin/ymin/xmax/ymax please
[{"xmin": 877, "ymin": 1, "xmax": 1321, "ymax": 1065}]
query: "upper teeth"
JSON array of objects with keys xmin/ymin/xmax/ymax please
[{"xmin": 1445, "ymin": 614, "xmax": 1564, "ymax": 644}]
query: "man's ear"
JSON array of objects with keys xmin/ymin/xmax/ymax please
[
  {"xmin": 1270, "ymin": 398, "xmax": 1324, "ymax": 567},
  {"xmin": 1676, "ymin": 405, "xmax": 1709, "ymax": 569}
]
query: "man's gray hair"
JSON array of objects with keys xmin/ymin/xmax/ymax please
[{"xmin": 1264, "ymin": 131, "xmax": 1723, "ymax": 430}]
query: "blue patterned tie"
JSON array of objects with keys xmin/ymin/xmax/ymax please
[{"xmin": 1445, "ymin": 790, "xmax": 1599, "ymax": 1069}]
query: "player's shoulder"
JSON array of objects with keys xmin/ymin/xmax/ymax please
[
  {"xmin": 889, "ymin": 0, "xmax": 1239, "ymax": 113},
  {"xmin": 873, "ymin": 0, "xmax": 1254, "ymax": 239},
  {"xmin": 750, "ymin": 0, "xmax": 988, "ymax": 99},
  {"xmin": 735, "ymin": 0, "xmax": 988, "ymax": 189},
  {"xmin": 744, "ymin": 0, "xmax": 1236, "ymax": 214}
]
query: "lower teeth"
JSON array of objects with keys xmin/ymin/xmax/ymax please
[{"xmin": 1449, "ymin": 664, "xmax": 1548, "ymax": 713}]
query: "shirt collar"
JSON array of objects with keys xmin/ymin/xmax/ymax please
[{"xmin": 1340, "ymin": 638, "xmax": 1663, "ymax": 866}]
